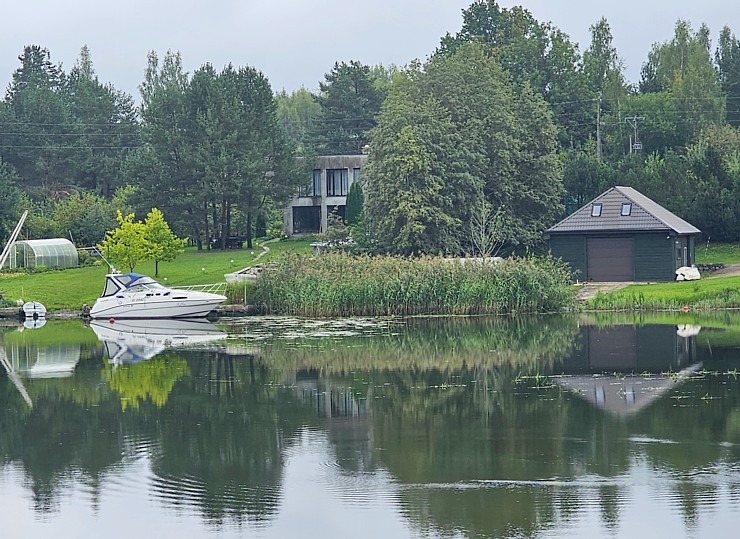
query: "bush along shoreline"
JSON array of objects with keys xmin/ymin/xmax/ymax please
[{"xmin": 250, "ymin": 253, "xmax": 576, "ymax": 317}]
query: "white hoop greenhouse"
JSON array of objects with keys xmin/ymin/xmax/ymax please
[{"xmin": 2, "ymin": 239, "xmax": 79, "ymax": 270}]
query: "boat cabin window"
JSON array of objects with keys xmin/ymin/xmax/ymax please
[{"xmin": 102, "ymin": 277, "xmax": 121, "ymax": 297}]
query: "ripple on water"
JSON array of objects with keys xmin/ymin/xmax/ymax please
[
  {"xmin": 149, "ymin": 470, "xmax": 282, "ymax": 524},
  {"xmin": 323, "ymin": 466, "xmax": 401, "ymax": 508}
]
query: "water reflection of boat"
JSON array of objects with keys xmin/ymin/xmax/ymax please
[
  {"xmin": 89, "ymin": 273, "xmax": 227, "ymax": 319},
  {"xmin": 90, "ymin": 318, "xmax": 227, "ymax": 365}
]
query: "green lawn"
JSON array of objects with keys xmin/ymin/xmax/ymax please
[
  {"xmin": 0, "ymin": 237, "xmax": 315, "ymax": 310},
  {"xmin": 695, "ymin": 242, "xmax": 740, "ymax": 265},
  {"xmin": 587, "ymin": 274, "xmax": 740, "ymax": 310}
]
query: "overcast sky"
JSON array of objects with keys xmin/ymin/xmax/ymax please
[{"xmin": 1, "ymin": 0, "xmax": 737, "ymax": 100}]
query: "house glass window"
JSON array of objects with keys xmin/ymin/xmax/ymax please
[
  {"xmin": 299, "ymin": 170, "xmax": 322, "ymax": 197},
  {"xmin": 327, "ymin": 168, "xmax": 348, "ymax": 196},
  {"xmin": 621, "ymin": 203, "xmax": 632, "ymax": 216},
  {"xmin": 591, "ymin": 203, "xmax": 602, "ymax": 217},
  {"xmin": 312, "ymin": 169, "xmax": 321, "ymax": 196},
  {"xmin": 352, "ymin": 167, "xmax": 362, "ymax": 185}
]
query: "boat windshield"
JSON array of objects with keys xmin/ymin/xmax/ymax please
[
  {"xmin": 126, "ymin": 277, "xmax": 165, "ymax": 291},
  {"xmin": 101, "ymin": 277, "xmax": 121, "ymax": 297},
  {"xmin": 102, "ymin": 274, "xmax": 166, "ymax": 297}
]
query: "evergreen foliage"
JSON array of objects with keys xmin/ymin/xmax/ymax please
[
  {"xmin": 345, "ymin": 180, "xmax": 364, "ymax": 226},
  {"xmin": 312, "ymin": 60, "xmax": 386, "ymax": 155}
]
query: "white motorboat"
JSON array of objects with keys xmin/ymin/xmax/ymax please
[
  {"xmin": 90, "ymin": 317, "xmax": 227, "ymax": 365},
  {"xmin": 89, "ymin": 273, "xmax": 227, "ymax": 319}
]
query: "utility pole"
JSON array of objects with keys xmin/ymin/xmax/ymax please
[
  {"xmin": 625, "ymin": 115, "xmax": 644, "ymax": 153},
  {"xmin": 596, "ymin": 96, "xmax": 602, "ymax": 160}
]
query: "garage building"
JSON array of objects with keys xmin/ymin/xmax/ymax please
[{"xmin": 546, "ymin": 186, "xmax": 701, "ymax": 282}]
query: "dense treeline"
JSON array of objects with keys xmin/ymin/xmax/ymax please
[{"xmin": 3, "ymin": 0, "xmax": 740, "ymax": 254}]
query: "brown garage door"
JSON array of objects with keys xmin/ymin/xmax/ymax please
[{"xmin": 587, "ymin": 237, "xmax": 633, "ymax": 281}]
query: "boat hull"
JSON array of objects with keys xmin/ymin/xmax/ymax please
[
  {"xmin": 89, "ymin": 273, "xmax": 227, "ymax": 320},
  {"xmin": 89, "ymin": 295, "xmax": 226, "ymax": 319}
]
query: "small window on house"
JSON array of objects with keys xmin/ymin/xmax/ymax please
[
  {"xmin": 312, "ymin": 169, "xmax": 322, "ymax": 196},
  {"xmin": 591, "ymin": 203, "xmax": 602, "ymax": 217},
  {"xmin": 621, "ymin": 203, "xmax": 632, "ymax": 216}
]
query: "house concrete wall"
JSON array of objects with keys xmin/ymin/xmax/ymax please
[{"xmin": 284, "ymin": 155, "xmax": 368, "ymax": 236}]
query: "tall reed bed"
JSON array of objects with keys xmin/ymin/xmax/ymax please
[{"xmin": 252, "ymin": 253, "xmax": 575, "ymax": 317}]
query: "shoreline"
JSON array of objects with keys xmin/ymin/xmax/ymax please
[{"xmin": 0, "ymin": 304, "xmax": 259, "ymax": 321}]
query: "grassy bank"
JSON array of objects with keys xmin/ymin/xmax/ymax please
[
  {"xmin": 252, "ymin": 253, "xmax": 576, "ymax": 317},
  {"xmin": 585, "ymin": 276, "xmax": 740, "ymax": 311},
  {"xmin": 582, "ymin": 242, "xmax": 740, "ymax": 312},
  {"xmin": 0, "ymin": 238, "xmax": 314, "ymax": 310}
]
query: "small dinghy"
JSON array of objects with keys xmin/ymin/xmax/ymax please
[{"xmin": 22, "ymin": 301, "xmax": 46, "ymax": 320}]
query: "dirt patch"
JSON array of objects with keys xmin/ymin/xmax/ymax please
[
  {"xmin": 575, "ymin": 282, "xmax": 634, "ymax": 302},
  {"xmin": 704, "ymin": 263, "xmax": 740, "ymax": 278}
]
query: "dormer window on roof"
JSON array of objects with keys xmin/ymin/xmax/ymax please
[
  {"xmin": 591, "ymin": 203, "xmax": 602, "ymax": 217},
  {"xmin": 621, "ymin": 203, "xmax": 632, "ymax": 216}
]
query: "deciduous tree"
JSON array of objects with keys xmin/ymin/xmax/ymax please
[
  {"xmin": 98, "ymin": 210, "xmax": 152, "ymax": 272},
  {"xmin": 637, "ymin": 20, "xmax": 725, "ymax": 149},
  {"xmin": 716, "ymin": 26, "xmax": 740, "ymax": 126},
  {"xmin": 144, "ymin": 207, "xmax": 186, "ymax": 276}
]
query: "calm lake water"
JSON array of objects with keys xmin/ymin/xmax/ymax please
[{"xmin": 1, "ymin": 313, "xmax": 740, "ymax": 539}]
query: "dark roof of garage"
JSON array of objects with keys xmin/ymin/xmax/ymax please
[{"xmin": 547, "ymin": 186, "xmax": 701, "ymax": 235}]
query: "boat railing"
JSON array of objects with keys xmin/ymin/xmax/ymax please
[{"xmin": 170, "ymin": 282, "xmax": 227, "ymax": 295}]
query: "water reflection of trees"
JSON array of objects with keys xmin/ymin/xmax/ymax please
[
  {"xmin": 146, "ymin": 351, "xmax": 314, "ymax": 525},
  {"xmin": 0, "ymin": 352, "xmax": 126, "ymax": 514},
  {"xmin": 103, "ymin": 351, "xmax": 189, "ymax": 410},
  {"xmin": 2, "ymin": 315, "xmax": 740, "ymax": 536},
  {"xmin": 258, "ymin": 315, "xmax": 581, "ymax": 374}
]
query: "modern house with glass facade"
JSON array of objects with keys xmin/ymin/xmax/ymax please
[{"xmin": 283, "ymin": 155, "xmax": 367, "ymax": 236}]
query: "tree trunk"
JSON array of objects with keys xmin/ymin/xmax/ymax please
[
  {"xmin": 246, "ymin": 211, "xmax": 253, "ymax": 249},
  {"xmin": 219, "ymin": 198, "xmax": 228, "ymax": 250},
  {"xmin": 225, "ymin": 199, "xmax": 232, "ymax": 245},
  {"xmin": 201, "ymin": 203, "xmax": 209, "ymax": 251}
]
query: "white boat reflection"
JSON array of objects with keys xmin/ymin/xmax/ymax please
[{"xmin": 90, "ymin": 318, "xmax": 227, "ymax": 366}]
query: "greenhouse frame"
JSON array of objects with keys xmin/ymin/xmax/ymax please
[{"xmin": 2, "ymin": 239, "xmax": 79, "ymax": 270}]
